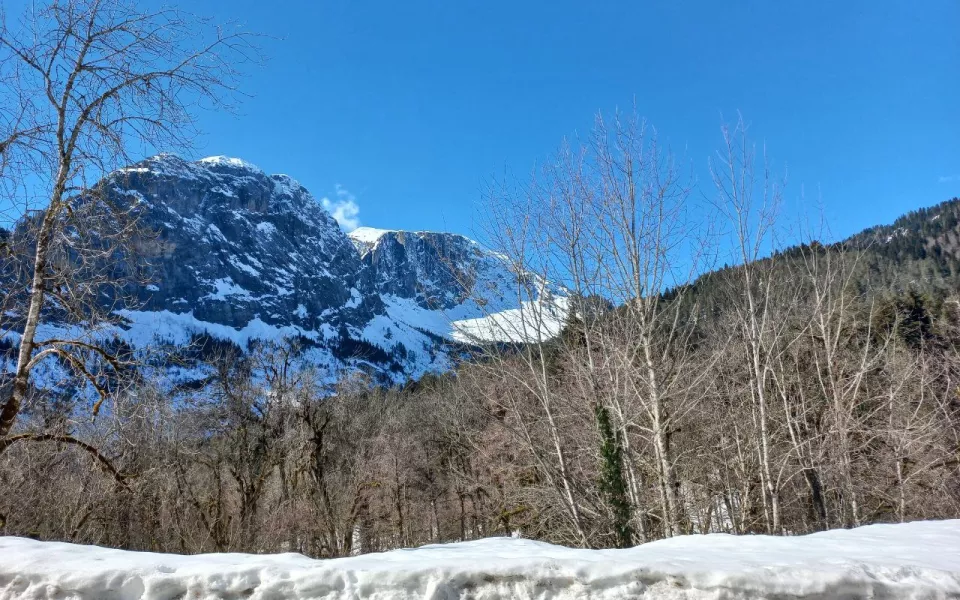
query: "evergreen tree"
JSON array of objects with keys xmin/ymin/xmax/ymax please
[{"xmin": 594, "ymin": 403, "xmax": 633, "ymax": 548}]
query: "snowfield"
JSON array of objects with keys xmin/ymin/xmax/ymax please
[{"xmin": 2, "ymin": 521, "xmax": 959, "ymax": 599}]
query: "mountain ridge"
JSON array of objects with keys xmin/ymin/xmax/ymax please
[{"xmin": 4, "ymin": 154, "xmax": 556, "ymax": 387}]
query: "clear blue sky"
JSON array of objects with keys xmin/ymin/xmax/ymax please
[{"xmin": 11, "ymin": 0, "xmax": 960, "ymax": 242}]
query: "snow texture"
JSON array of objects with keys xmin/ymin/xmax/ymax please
[
  {"xmin": 348, "ymin": 226, "xmax": 393, "ymax": 245},
  {"xmin": 197, "ymin": 155, "xmax": 264, "ymax": 173},
  {"xmin": 2, "ymin": 520, "xmax": 959, "ymax": 599}
]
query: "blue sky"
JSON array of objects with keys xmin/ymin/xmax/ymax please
[{"xmin": 8, "ymin": 0, "xmax": 960, "ymax": 243}]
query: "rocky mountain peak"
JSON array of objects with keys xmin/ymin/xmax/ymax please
[
  {"xmin": 349, "ymin": 227, "xmax": 502, "ymax": 311},
  {"xmin": 7, "ymin": 155, "xmax": 566, "ymax": 387},
  {"xmin": 109, "ymin": 155, "xmax": 377, "ymax": 336}
]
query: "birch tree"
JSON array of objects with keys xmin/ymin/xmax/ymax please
[
  {"xmin": 709, "ymin": 116, "xmax": 792, "ymax": 533},
  {"xmin": 0, "ymin": 0, "xmax": 257, "ymax": 452}
]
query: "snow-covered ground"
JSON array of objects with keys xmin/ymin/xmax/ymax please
[{"xmin": 2, "ymin": 520, "xmax": 959, "ymax": 599}]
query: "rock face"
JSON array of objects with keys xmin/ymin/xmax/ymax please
[
  {"xmin": 63, "ymin": 154, "xmax": 549, "ymax": 384},
  {"xmin": 350, "ymin": 227, "xmax": 512, "ymax": 311},
  {"xmin": 114, "ymin": 155, "xmax": 380, "ymax": 333}
]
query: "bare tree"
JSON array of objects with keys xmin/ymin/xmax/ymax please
[
  {"xmin": 476, "ymin": 107, "xmax": 712, "ymax": 542},
  {"xmin": 580, "ymin": 111, "xmax": 708, "ymax": 539},
  {"xmin": 709, "ymin": 116, "xmax": 793, "ymax": 534},
  {"xmin": 0, "ymin": 0, "xmax": 257, "ymax": 452}
]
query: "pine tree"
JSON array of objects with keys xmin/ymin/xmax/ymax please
[{"xmin": 595, "ymin": 403, "xmax": 633, "ymax": 548}]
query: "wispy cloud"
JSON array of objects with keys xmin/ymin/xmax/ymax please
[
  {"xmin": 321, "ymin": 185, "xmax": 361, "ymax": 232},
  {"xmin": 939, "ymin": 174, "xmax": 960, "ymax": 184}
]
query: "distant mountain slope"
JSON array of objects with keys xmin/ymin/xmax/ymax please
[
  {"xmin": 673, "ymin": 197, "xmax": 960, "ymax": 338},
  {"xmin": 114, "ymin": 154, "xmax": 379, "ymax": 334},
  {"xmin": 845, "ymin": 197, "xmax": 960, "ymax": 294},
  {"xmin": 3, "ymin": 155, "xmax": 562, "ymax": 386},
  {"xmin": 349, "ymin": 226, "xmax": 568, "ymax": 346}
]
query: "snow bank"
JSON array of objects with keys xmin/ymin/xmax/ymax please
[{"xmin": 2, "ymin": 520, "xmax": 959, "ymax": 599}]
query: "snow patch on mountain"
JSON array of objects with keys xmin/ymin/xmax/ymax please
[
  {"xmin": 116, "ymin": 310, "xmax": 321, "ymax": 349},
  {"xmin": 197, "ymin": 155, "xmax": 264, "ymax": 172},
  {"xmin": 452, "ymin": 295, "xmax": 570, "ymax": 343},
  {"xmin": 347, "ymin": 226, "xmax": 392, "ymax": 249}
]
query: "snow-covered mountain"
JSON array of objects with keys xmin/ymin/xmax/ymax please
[
  {"xmin": 115, "ymin": 155, "xmax": 379, "ymax": 336},
  {"xmin": 27, "ymin": 154, "xmax": 565, "ymax": 384}
]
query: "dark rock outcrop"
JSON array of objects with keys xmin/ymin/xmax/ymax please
[{"xmin": 110, "ymin": 155, "xmax": 381, "ymax": 332}]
